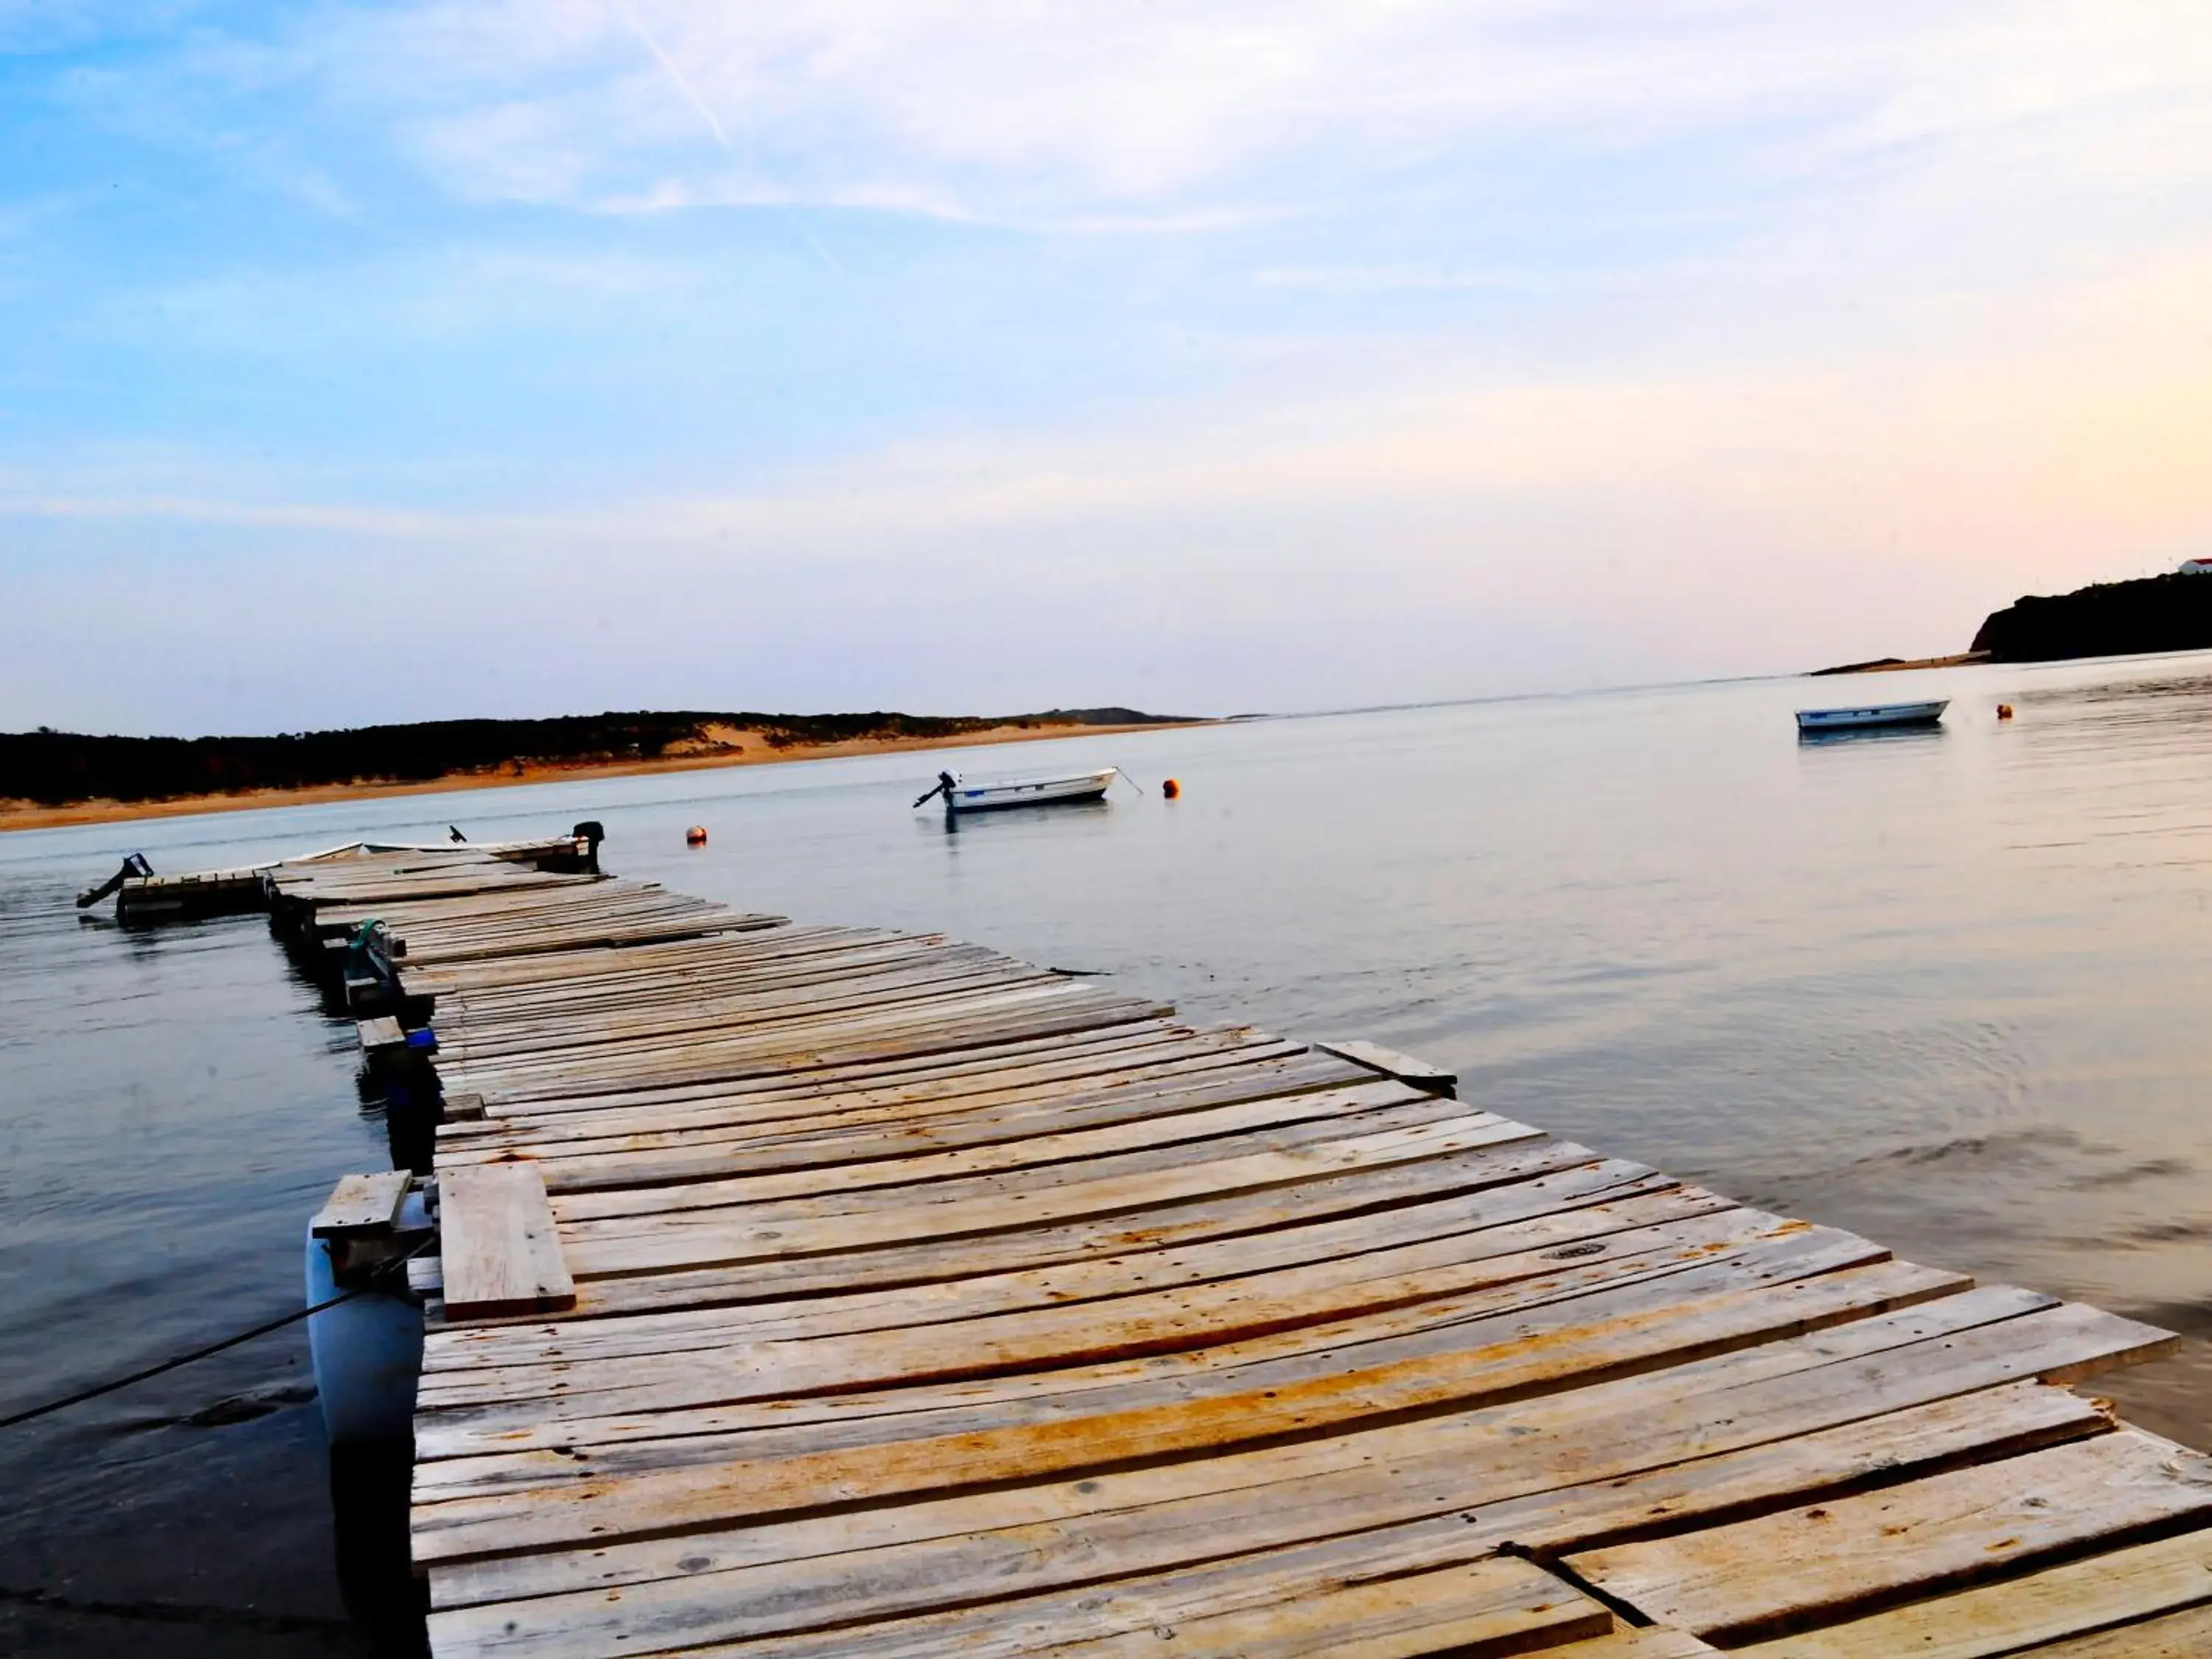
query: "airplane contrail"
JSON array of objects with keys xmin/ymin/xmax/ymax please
[
  {"xmin": 607, "ymin": 0, "xmax": 841, "ymax": 279},
  {"xmin": 609, "ymin": 0, "xmax": 733, "ymax": 153}
]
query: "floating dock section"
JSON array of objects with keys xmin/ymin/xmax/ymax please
[{"xmin": 129, "ymin": 838, "xmax": 2212, "ymax": 1655}]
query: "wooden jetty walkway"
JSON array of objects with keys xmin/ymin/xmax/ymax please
[{"xmin": 154, "ymin": 839, "xmax": 2212, "ymax": 1653}]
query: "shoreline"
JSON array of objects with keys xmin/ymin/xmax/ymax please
[
  {"xmin": 0, "ymin": 720, "xmax": 1209, "ymax": 834},
  {"xmin": 1808, "ymin": 651, "xmax": 1989, "ymax": 676}
]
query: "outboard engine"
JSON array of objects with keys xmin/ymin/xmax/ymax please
[{"xmin": 75, "ymin": 851, "xmax": 153, "ymax": 909}]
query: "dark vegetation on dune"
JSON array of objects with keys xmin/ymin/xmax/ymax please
[
  {"xmin": 1972, "ymin": 574, "xmax": 2212, "ymax": 664},
  {"xmin": 0, "ymin": 708, "xmax": 1190, "ymax": 807}
]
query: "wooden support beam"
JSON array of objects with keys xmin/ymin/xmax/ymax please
[
  {"xmin": 310, "ymin": 1170, "xmax": 412, "ymax": 1239},
  {"xmin": 357, "ymin": 1015, "xmax": 407, "ymax": 1054}
]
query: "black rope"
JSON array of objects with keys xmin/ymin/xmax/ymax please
[
  {"xmin": 0, "ymin": 1240, "xmax": 428, "ymax": 1433},
  {"xmin": 0, "ymin": 1290, "xmax": 361, "ymax": 1432}
]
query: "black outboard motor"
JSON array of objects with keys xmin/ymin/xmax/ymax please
[
  {"xmin": 572, "ymin": 821, "xmax": 605, "ymax": 872},
  {"xmin": 75, "ymin": 851, "xmax": 153, "ymax": 909},
  {"xmin": 344, "ymin": 919, "xmax": 402, "ymax": 1012}
]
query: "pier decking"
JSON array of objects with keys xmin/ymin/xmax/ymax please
[{"xmin": 197, "ymin": 841, "xmax": 2212, "ymax": 1652}]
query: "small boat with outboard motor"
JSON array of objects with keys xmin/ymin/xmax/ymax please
[
  {"xmin": 1795, "ymin": 699, "xmax": 1949, "ymax": 734},
  {"xmin": 913, "ymin": 766, "xmax": 1119, "ymax": 813}
]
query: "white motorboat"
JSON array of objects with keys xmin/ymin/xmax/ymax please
[
  {"xmin": 917, "ymin": 767, "xmax": 1118, "ymax": 813},
  {"xmin": 1795, "ymin": 699, "xmax": 1949, "ymax": 733}
]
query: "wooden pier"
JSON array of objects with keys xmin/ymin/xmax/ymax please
[
  {"xmin": 76, "ymin": 830, "xmax": 599, "ymax": 922},
  {"xmin": 159, "ymin": 841, "xmax": 2212, "ymax": 1653}
]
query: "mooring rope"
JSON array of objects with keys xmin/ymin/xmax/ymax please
[
  {"xmin": 0, "ymin": 1240, "xmax": 429, "ymax": 1433},
  {"xmin": 0, "ymin": 1291, "xmax": 362, "ymax": 1432}
]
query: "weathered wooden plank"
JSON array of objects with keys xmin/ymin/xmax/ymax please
[
  {"xmin": 423, "ymin": 1207, "xmax": 1883, "ymax": 1429},
  {"xmin": 1568, "ymin": 1430, "xmax": 2212, "ymax": 1641},
  {"xmin": 420, "ymin": 1179, "xmax": 1730, "ymax": 1377},
  {"xmin": 1731, "ymin": 1520, "xmax": 2212, "ymax": 1658},
  {"xmin": 417, "ymin": 1326, "xmax": 2110, "ymax": 1652},
  {"xmin": 432, "ymin": 1534, "xmax": 1602, "ymax": 1659},
  {"xmin": 526, "ymin": 1140, "xmax": 1639, "ymax": 1321},
  {"xmin": 456, "ymin": 1048, "xmax": 1354, "ymax": 1193},
  {"xmin": 413, "ymin": 1206, "xmax": 1791, "ymax": 1415},
  {"xmin": 414, "ymin": 1147, "xmax": 1657, "ymax": 1385},
  {"xmin": 434, "ymin": 992, "xmax": 1178, "ymax": 1101},
  {"xmin": 1547, "ymin": 1634, "xmax": 1719, "ymax": 1658},
  {"xmin": 2014, "ymin": 1601, "xmax": 2212, "ymax": 1656},
  {"xmin": 428, "ymin": 967, "xmax": 1062, "ymax": 1068},
  {"xmin": 436, "ymin": 1042, "xmax": 1320, "ymax": 1177},
  {"xmin": 411, "ymin": 1252, "xmax": 1954, "ymax": 1565},
  {"xmin": 453, "ymin": 1016, "xmax": 1212, "ymax": 1115},
  {"xmin": 310, "ymin": 1170, "xmax": 411, "ymax": 1238},
  {"xmin": 412, "ymin": 1358, "xmax": 2104, "ymax": 1572},
  {"xmin": 452, "ymin": 1020, "xmax": 1214, "ymax": 1124},
  {"xmin": 1317, "ymin": 1038, "xmax": 1457, "ymax": 1089},
  {"xmin": 420, "ymin": 1289, "xmax": 2138, "ymax": 1614},
  {"xmin": 411, "ymin": 1224, "xmax": 1940, "ymax": 1461},
  {"xmin": 554, "ymin": 1107, "xmax": 1526, "ymax": 1279},
  {"xmin": 398, "ymin": 923, "xmax": 902, "ymax": 1001},
  {"xmin": 544, "ymin": 1070, "xmax": 1427, "ymax": 1220},
  {"xmin": 445, "ymin": 1031, "xmax": 1200, "ymax": 1133},
  {"xmin": 429, "ymin": 954, "xmax": 1055, "ymax": 1060},
  {"xmin": 436, "ymin": 993, "xmax": 1174, "ymax": 1096},
  {"xmin": 1030, "ymin": 1557, "xmax": 1610, "ymax": 1657},
  {"xmin": 439, "ymin": 1164, "xmax": 576, "ymax": 1321}
]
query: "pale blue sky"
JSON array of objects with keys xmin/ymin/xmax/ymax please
[{"xmin": 4, "ymin": 2, "xmax": 2211, "ymax": 733}]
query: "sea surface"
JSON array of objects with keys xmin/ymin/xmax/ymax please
[{"xmin": 7, "ymin": 654, "xmax": 2212, "ymax": 1652}]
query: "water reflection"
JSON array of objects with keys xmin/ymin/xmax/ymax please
[
  {"xmin": 923, "ymin": 796, "xmax": 1116, "ymax": 835},
  {"xmin": 2025, "ymin": 669, "xmax": 2212, "ymax": 737},
  {"xmin": 1795, "ymin": 723, "xmax": 1950, "ymax": 748},
  {"xmin": 328, "ymin": 1441, "xmax": 428, "ymax": 1657}
]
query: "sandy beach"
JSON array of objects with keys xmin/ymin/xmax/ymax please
[
  {"xmin": 0, "ymin": 720, "xmax": 1207, "ymax": 834},
  {"xmin": 1811, "ymin": 651, "xmax": 1989, "ymax": 675}
]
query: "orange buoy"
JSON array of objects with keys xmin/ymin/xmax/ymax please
[
  {"xmin": 1996, "ymin": 704, "xmax": 2014, "ymax": 721},
  {"xmin": 685, "ymin": 825, "xmax": 708, "ymax": 845},
  {"xmin": 1161, "ymin": 778, "xmax": 1180, "ymax": 799}
]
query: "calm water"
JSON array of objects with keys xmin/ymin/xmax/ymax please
[{"xmin": 6, "ymin": 654, "xmax": 2212, "ymax": 1646}]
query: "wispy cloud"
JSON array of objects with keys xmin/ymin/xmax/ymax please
[
  {"xmin": 2, "ymin": 492, "xmax": 481, "ymax": 536},
  {"xmin": 6, "ymin": 1, "xmax": 2212, "ymax": 728},
  {"xmin": 223, "ymin": 1, "xmax": 2212, "ymax": 227},
  {"xmin": 1256, "ymin": 265, "xmax": 1547, "ymax": 293},
  {"xmin": 17, "ymin": 232, "xmax": 2211, "ymax": 553}
]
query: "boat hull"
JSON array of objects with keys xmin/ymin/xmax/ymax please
[
  {"xmin": 1795, "ymin": 699, "xmax": 1949, "ymax": 732},
  {"xmin": 946, "ymin": 769, "xmax": 1117, "ymax": 813}
]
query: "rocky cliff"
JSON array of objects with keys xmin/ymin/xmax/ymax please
[{"xmin": 1971, "ymin": 573, "xmax": 2212, "ymax": 663}]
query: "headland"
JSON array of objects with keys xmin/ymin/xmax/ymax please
[
  {"xmin": 1970, "ymin": 571, "xmax": 2212, "ymax": 664},
  {"xmin": 1814, "ymin": 568, "xmax": 2212, "ymax": 675},
  {"xmin": 0, "ymin": 708, "xmax": 1208, "ymax": 832}
]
